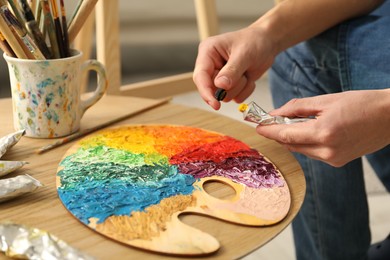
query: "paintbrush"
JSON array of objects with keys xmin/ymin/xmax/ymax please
[
  {"xmin": 34, "ymin": 0, "xmax": 41, "ymax": 27},
  {"xmin": 0, "ymin": 15, "xmax": 29, "ymax": 59},
  {"xmin": 67, "ymin": 0, "xmax": 82, "ymax": 29},
  {"xmin": 67, "ymin": 0, "xmax": 97, "ymax": 43},
  {"xmin": 7, "ymin": 0, "xmax": 26, "ymax": 28},
  {"xmin": 59, "ymin": 0, "xmax": 69, "ymax": 56},
  {"xmin": 27, "ymin": 0, "xmax": 36, "ymax": 11},
  {"xmin": 36, "ymin": 97, "xmax": 172, "ymax": 154},
  {"xmin": 0, "ymin": 31, "xmax": 16, "ymax": 56},
  {"xmin": 17, "ymin": 0, "xmax": 51, "ymax": 58},
  {"xmin": 40, "ymin": 0, "xmax": 59, "ymax": 58},
  {"xmin": 49, "ymin": 0, "xmax": 65, "ymax": 57},
  {"xmin": 1, "ymin": 6, "xmax": 45, "ymax": 59},
  {"xmin": 0, "ymin": 1, "xmax": 29, "ymax": 58}
]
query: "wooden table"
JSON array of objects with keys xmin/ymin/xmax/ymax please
[{"xmin": 0, "ymin": 95, "xmax": 305, "ymax": 259}]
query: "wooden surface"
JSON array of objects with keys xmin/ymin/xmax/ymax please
[
  {"xmin": 0, "ymin": 95, "xmax": 305, "ymax": 260},
  {"xmin": 55, "ymin": 125, "xmax": 291, "ymax": 255},
  {"xmin": 119, "ymin": 72, "xmax": 197, "ymax": 99}
]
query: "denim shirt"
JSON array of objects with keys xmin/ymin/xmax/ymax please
[
  {"xmin": 301, "ymin": 1, "xmax": 390, "ymax": 92},
  {"xmin": 371, "ymin": 0, "xmax": 390, "ymax": 16},
  {"xmin": 339, "ymin": 4, "xmax": 390, "ymax": 91}
]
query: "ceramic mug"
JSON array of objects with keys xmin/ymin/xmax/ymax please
[{"xmin": 4, "ymin": 49, "xmax": 108, "ymax": 138}]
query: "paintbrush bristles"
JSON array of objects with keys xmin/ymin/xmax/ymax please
[
  {"xmin": 0, "ymin": 0, "xmax": 74, "ymax": 59},
  {"xmin": 0, "ymin": 7, "xmax": 29, "ymax": 58}
]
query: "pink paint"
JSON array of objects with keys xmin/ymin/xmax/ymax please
[{"xmin": 216, "ymin": 185, "xmax": 291, "ymax": 221}]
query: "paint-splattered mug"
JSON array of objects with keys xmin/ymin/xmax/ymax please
[{"xmin": 4, "ymin": 49, "xmax": 108, "ymax": 138}]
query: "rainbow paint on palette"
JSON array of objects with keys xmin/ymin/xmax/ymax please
[{"xmin": 56, "ymin": 125, "xmax": 291, "ymax": 255}]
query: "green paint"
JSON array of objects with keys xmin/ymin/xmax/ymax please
[
  {"xmin": 26, "ymin": 107, "xmax": 35, "ymax": 117},
  {"xmin": 12, "ymin": 64, "xmax": 21, "ymax": 82},
  {"xmin": 69, "ymin": 146, "xmax": 168, "ymax": 168}
]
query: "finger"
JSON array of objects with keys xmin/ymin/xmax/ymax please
[
  {"xmin": 270, "ymin": 97, "xmax": 322, "ymax": 118},
  {"xmin": 193, "ymin": 69, "xmax": 221, "ymax": 110},
  {"xmin": 233, "ymin": 80, "xmax": 256, "ymax": 103},
  {"xmin": 282, "ymin": 143, "xmax": 347, "ymax": 167},
  {"xmin": 256, "ymin": 122, "xmax": 318, "ymax": 145},
  {"xmin": 282, "ymin": 143, "xmax": 329, "ymax": 162},
  {"xmin": 214, "ymin": 52, "xmax": 249, "ymax": 90},
  {"xmin": 193, "ymin": 42, "xmax": 226, "ymax": 110},
  {"xmin": 223, "ymin": 75, "xmax": 248, "ymax": 102}
]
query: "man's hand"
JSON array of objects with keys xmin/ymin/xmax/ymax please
[
  {"xmin": 256, "ymin": 90, "xmax": 390, "ymax": 166},
  {"xmin": 193, "ymin": 27, "xmax": 275, "ymax": 110}
]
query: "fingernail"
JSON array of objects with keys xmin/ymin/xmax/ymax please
[
  {"xmin": 216, "ymin": 76, "xmax": 231, "ymax": 87},
  {"xmin": 206, "ymin": 100, "xmax": 220, "ymax": 110}
]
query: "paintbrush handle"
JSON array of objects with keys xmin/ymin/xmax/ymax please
[
  {"xmin": 25, "ymin": 20, "xmax": 51, "ymax": 58},
  {"xmin": 0, "ymin": 31, "xmax": 16, "ymax": 57},
  {"xmin": 2, "ymin": 7, "xmax": 45, "ymax": 59},
  {"xmin": 0, "ymin": 6, "xmax": 29, "ymax": 58},
  {"xmin": 36, "ymin": 129, "xmax": 92, "ymax": 154},
  {"xmin": 40, "ymin": 0, "xmax": 60, "ymax": 58},
  {"xmin": 53, "ymin": 17, "xmax": 65, "ymax": 57},
  {"xmin": 7, "ymin": 0, "xmax": 27, "ymax": 28},
  {"xmin": 67, "ymin": 0, "xmax": 83, "ymax": 28},
  {"xmin": 68, "ymin": 0, "xmax": 98, "ymax": 43},
  {"xmin": 59, "ymin": 0, "xmax": 69, "ymax": 57},
  {"xmin": 49, "ymin": 0, "xmax": 65, "ymax": 58}
]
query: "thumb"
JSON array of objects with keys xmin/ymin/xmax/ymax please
[{"xmin": 214, "ymin": 54, "xmax": 248, "ymax": 90}]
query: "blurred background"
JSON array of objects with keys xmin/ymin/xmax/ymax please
[{"xmin": 0, "ymin": 0, "xmax": 273, "ymax": 98}]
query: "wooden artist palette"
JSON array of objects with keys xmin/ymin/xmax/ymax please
[{"xmin": 56, "ymin": 125, "xmax": 291, "ymax": 255}]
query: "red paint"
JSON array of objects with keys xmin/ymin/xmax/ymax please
[{"xmin": 170, "ymin": 136, "xmax": 260, "ymax": 164}]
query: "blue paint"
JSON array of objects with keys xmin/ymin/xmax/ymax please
[
  {"xmin": 45, "ymin": 93, "xmax": 54, "ymax": 107},
  {"xmin": 44, "ymin": 109, "xmax": 59, "ymax": 122},
  {"xmin": 37, "ymin": 78, "xmax": 55, "ymax": 89},
  {"xmin": 41, "ymin": 60, "xmax": 50, "ymax": 67},
  {"xmin": 57, "ymin": 149, "xmax": 196, "ymax": 224},
  {"xmin": 44, "ymin": 110, "xmax": 52, "ymax": 120},
  {"xmin": 52, "ymin": 110, "xmax": 59, "ymax": 123},
  {"xmin": 31, "ymin": 94, "xmax": 38, "ymax": 106}
]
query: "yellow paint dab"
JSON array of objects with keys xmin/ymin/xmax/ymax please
[{"xmin": 238, "ymin": 103, "xmax": 248, "ymax": 112}]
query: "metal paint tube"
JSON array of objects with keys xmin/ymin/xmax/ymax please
[
  {"xmin": 0, "ymin": 129, "xmax": 25, "ymax": 158},
  {"xmin": 0, "ymin": 160, "xmax": 28, "ymax": 177},
  {"xmin": 0, "ymin": 222, "xmax": 95, "ymax": 260},
  {"xmin": 239, "ymin": 101, "xmax": 312, "ymax": 125},
  {"xmin": 0, "ymin": 174, "xmax": 42, "ymax": 203}
]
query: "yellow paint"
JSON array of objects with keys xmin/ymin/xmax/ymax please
[
  {"xmin": 96, "ymin": 194, "xmax": 196, "ymax": 241},
  {"xmin": 238, "ymin": 103, "xmax": 248, "ymax": 112},
  {"xmin": 80, "ymin": 126, "xmax": 158, "ymax": 155},
  {"xmin": 79, "ymin": 125, "xmax": 226, "ymax": 159}
]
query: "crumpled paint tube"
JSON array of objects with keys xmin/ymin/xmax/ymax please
[
  {"xmin": 0, "ymin": 175, "xmax": 42, "ymax": 203},
  {"xmin": 0, "ymin": 130, "xmax": 25, "ymax": 158},
  {"xmin": 0, "ymin": 161, "xmax": 28, "ymax": 177},
  {"xmin": 238, "ymin": 102, "xmax": 312, "ymax": 125},
  {"xmin": 0, "ymin": 223, "xmax": 95, "ymax": 260}
]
